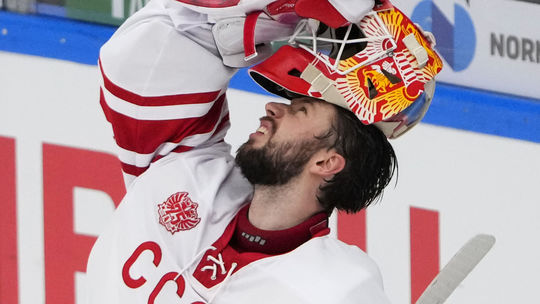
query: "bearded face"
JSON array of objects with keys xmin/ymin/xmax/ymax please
[
  {"xmin": 236, "ymin": 99, "xmax": 337, "ymax": 186},
  {"xmin": 235, "ymin": 135, "xmax": 328, "ymax": 186}
]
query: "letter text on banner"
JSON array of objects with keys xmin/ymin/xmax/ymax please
[
  {"xmin": 337, "ymin": 210, "xmax": 367, "ymax": 251},
  {"xmin": 0, "ymin": 136, "xmax": 18, "ymax": 304},
  {"xmin": 410, "ymin": 206, "xmax": 440, "ymax": 304},
  {"xmin": 43, "ymin": 143, "xmax": 125, "ymax": 303}
]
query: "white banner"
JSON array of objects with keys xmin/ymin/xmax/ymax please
[
  {"xmin": 1, "ymin": 50, "xmax": 540, "ymax": 303},
  {"xmin": 393, "ymin": 0, "xmax": 540, "ymax": 100}
]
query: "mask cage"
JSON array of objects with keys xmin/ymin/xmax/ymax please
[{"xmin": 288, "ymin": 11, "xmax": 397, "ymax": 76}]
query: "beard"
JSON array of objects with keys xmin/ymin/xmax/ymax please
[{"xmin": 235, "ymin": 136, "xmax": 326, "ymax": 186}]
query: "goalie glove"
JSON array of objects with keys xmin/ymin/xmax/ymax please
[
  {"xmin": 212, "ymin": 12, "xmax": 297, "ymax": 68},
  {"xmin": 211, "ymin": 0, "xmax": 306, "ymax": 68},
  {"xmin": 211, "ymin": 0, "xmax": 380, "ymax": 67}
]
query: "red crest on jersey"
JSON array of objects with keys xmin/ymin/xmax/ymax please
[{"xmin": 158, "ymin": 192, "xmax": 201, "ymax": 234}]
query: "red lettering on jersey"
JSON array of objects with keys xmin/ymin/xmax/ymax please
[
  {"xmin": 148, "ymin": 272, "xmax": 186, "ymax": 303},
  {"xmin": 124, "ymin": 242, "xmax": 207, "ymax": 303},
  {"xmin": 410, "ymin": 207, "xmax": 440, "ymax": 304},
  {"xmin": 175, "ymin": 0, "xmax": 240, "ymax": 8},
  {"xmin": 43, "ymin": 143, "xmax": 125, "ymax": 303},
  {"xmin": 0, "ymin": 136, "xmax": 18, "ymax": 304},
  {"xmin": 158, "ymin": 192, "xmax": 201, "ymax": 234},
  {"xmin": 122, "ymin": 241, "xmax": 163, "ymax": 288}
]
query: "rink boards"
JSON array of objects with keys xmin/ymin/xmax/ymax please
[{"xmin": 1, "ymin": 9, "xmax": 540, "ymax": 304}]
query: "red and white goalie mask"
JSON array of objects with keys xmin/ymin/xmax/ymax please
[{"xmin": 249, "ymin": 1, "xmax": 443, "ymax": 138}]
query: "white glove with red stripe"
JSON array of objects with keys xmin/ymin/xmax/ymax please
[
  {"xmin": 212, "ymin": 0, "xmax": 381, "ymax": 67},
  {"xmin": 212, "ymin": 12, "xmax": 298, "ymax": 68}
]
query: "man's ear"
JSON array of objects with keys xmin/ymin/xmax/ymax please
[{"xmin": 309, "ymin": 150, "xmax": 346, "ymax": 178}]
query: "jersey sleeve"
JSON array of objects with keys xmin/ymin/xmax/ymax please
[
  {"xmin": 168, "ymin": 0, "xmax": 275, "ymax": 19},
  {"xmin": 98, "ymin": 0, "xmax": 237, "ymax": 186}
]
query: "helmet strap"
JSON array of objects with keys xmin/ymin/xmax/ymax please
[
  {"xmin": 300, "ymin": 64, "xmax": 350, "ymax": 110},
  {"xmin": 243, "ymin": 11, "xmax": 264, "ymax": 61}
]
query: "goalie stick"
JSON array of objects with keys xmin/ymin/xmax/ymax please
[{"xmin": 415, "ymin": 234, "xmax": 496, "ymax": 304}]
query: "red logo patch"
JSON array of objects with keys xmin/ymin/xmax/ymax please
[{"xmin": 158, "ymin": 192, "xmax": 201, "ymax": 234}]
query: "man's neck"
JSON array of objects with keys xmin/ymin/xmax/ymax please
[{"xmin": 248, "ymin": 178, "xmax": 324, "ymax": 231}]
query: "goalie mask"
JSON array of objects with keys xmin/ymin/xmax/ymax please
[{"xmin": 249, "ymin": 1, "xmax": 443, "ymax": 138}]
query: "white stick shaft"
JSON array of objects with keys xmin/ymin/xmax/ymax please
[{"xmin": 415, "ymin": 234, "xmax": 496, "ymax": 304}]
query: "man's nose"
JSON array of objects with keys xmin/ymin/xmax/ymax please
[{"xmin": 265, "ymin": 102, "xmax": 287, "ymax": 118}]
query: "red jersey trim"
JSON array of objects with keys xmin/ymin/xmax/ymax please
[
  {"xmin": 175, "ymin": 0, "xmax": 240, "ymax": 8},
  {"xmin": 120, "ymin": 145, "xmax": 194, "ymax": 176},
  {"xmin": 193, "ymin": 204, "xmax": 332, "ymax": 288},
  {"xmin": 100, "ymin": 92, "xmax": 227, "ymax": 154},
  {"xmin": 99, "ymin": 59, "xmax": 221, "ymax": 107},
  {"xmin": 193, "ymin": 207, "xmax": 271, "ymax": 288}
]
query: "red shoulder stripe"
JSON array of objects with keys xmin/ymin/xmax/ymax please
[
  {"xmin": 120, "ymin": 145, "xmax": 195, "ymax": 177},
  {"xmin": 99, "ymin": 60, "xmax": 221, "ymax": 107},
  {"xmin": 121, "ymin": 162, "xmax": 150, "ymax": 177},
  {"xmin": 213, "ymin": 113, "xmax": 231, "ymax": 135},
  {"xmin": 101, "ymin": 92, "xmax": 227, "ymax": 154},
  {"xmin": 151, "ymin": 145, "xmax": 195, "ymax": 164}
]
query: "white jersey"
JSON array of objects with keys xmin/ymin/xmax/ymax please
[
  {"xmin": 86, "ymin": 143, "xmax": 391, "ymax": 304},
  {"xmin": 89, "ymin": 0, "xmax": 391, "ymax": 303}
]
